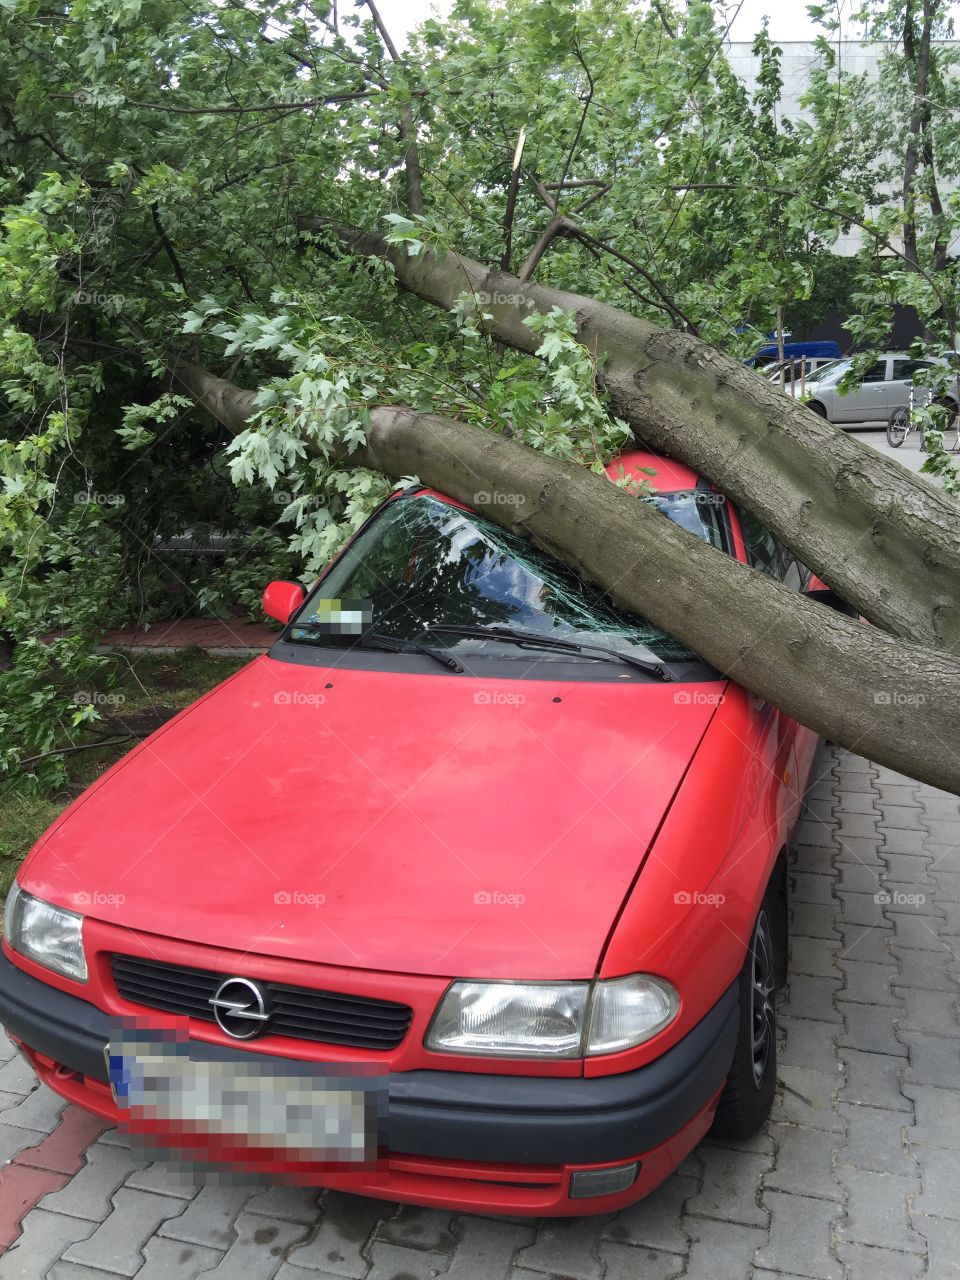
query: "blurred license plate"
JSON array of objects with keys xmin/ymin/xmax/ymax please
[{"xmin": 105, "ymin": 1038, "xmax": 381, "ymax": 1163}]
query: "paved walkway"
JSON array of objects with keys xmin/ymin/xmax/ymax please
[
  {"xmin": 1, "ymin": 744, "xmax": 958, "ymax": 1279},
  {"xmin": 99, "ymin": 617, "xmax": 276, "ymax": 654}
]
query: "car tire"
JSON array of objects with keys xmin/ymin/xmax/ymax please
[
  {"xmin": 710, "ymin": 891, "xmax": 779, "ymax": 1140},
  {"xmin": 807, "ymin": 401, "xmax": 827, "ymax": 418}
]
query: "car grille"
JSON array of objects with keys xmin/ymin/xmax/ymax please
[{"xmin": 109, "ymin": 954, "xmax": 413, "ymax": 1050}]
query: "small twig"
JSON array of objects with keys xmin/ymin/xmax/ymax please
[{"xmin": 20, "ymin": 736, "xmax": 134, "ymax": 770}]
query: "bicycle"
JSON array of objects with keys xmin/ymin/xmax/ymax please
[{"xmin": 886, "ymin": 403, "xmax": 960, "ymax": 451}]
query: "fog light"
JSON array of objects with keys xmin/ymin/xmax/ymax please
[{"xmin": 569, "ymin": 1161, "xmax": 639, "ymax": 1199}]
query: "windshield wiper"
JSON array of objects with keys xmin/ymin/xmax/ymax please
[
  {"xmin": 289, "ymin": 625, "xmax": 464, "ymax": 674},
  {"xmin": 425, "ymin": 624, "xmax": 672, "ymax": 682}
]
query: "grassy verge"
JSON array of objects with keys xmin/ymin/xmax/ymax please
[{"xmin": 0, "ymin": 647, "xmax": 248, "ymax": 899}]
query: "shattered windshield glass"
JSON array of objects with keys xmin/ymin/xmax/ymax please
[{"xmin": 290, "ymin": 494, "xmax": 709, "ymax": 663}]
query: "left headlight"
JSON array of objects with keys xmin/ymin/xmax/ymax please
[
  {"xmin": 425, "ymin": 974, "xmax": 679, "ymax": 1058},
  {"xmin": 3, "ymin": 883, "xmax": 88, "ymax": 982}
]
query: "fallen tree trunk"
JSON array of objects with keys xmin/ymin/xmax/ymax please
[
  {"xmin": 301, "ymin": 220, "xmax": 960, "ymax": 653},
  {"xmin": 172, "ymin": 359, "xmax": 960, "ymax": 795}
]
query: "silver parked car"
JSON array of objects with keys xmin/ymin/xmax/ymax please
[{"xmin": 788, "ymin": 353, "xmax": 959, "ymax": 427}]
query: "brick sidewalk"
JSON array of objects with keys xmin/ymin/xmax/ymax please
[
  {"xmin": 99, "ymin": 617, "xmax": 277, "ymax": 654},
  {"xmin": 1, "ymin": 744, "xmax": 958, "ymax": 1279}
]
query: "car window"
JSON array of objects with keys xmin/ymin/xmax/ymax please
[
  {"xmin": 862, "ymin": 360, "xmax": 888, "ymax": 383},
  {"xmin": 739, "ymin": 509, "xmax": 780, "ymax": 576},
  {"xmin": 294, "ymin": 495, "xmax": 701, "ymax": 662},
  {"xmin": 892, "ymin": 359, "xmax": 931, "ymax": 381},
  {"xmin": 648, "ymin": 490, "xmax": 732, "ymax": 555}
]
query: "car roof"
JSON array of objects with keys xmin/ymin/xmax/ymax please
[{"xmin": 605, "ymin": 448, "xmax": 702, "ymax": 492}]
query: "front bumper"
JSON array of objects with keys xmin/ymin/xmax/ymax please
[{"xmin": 0, "ymin": 948, "xmax": 737, "ymax": 1210}]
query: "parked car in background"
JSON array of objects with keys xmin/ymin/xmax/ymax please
[
  {"xmin": 791, "ymin": 352, "xmax": 959, "ymax": 427},
  {"xmin": 745, "ymin": 339, "xmax": 842, "ymax": 372},
  {"xmin": 1, "ymin": 452, "xmax": 830, "ymax": 1216}
]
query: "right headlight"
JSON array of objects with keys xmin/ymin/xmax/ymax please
[
  {"xmin": 425, "ymin": 974, "xmax": 679, "ymax": 1058},
  {"xmin": 3, "ymin": 882, "xmax": 88, "ymax": 982}
]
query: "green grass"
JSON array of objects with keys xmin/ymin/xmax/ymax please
[{"xmin": 0, "ymin": 647, "xmax": 247, "ymax": 899}]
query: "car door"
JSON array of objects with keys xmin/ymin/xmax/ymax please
[
  {"xmin": 889, "ymin": 358, "xmax": 933, "ymax": 415},
  {"xmin": 839, "ymin": 357, "xmax": 890, "ymax": 422}
]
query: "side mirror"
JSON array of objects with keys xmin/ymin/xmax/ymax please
[{"xmin": 262, "ymin": 580, "xmax": 307, "ymax": 626}]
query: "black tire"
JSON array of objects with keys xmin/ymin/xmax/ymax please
[
  {"xmin": 807, "ymin": 400, "xmax": 827, "ymax": 418},
  {"xmin": 887, "ymin": 407, "xmax": 909, "ymax": 448},
  {"xmin": 710, "ymin": 891, "xmax": 779, "ymax": 1140}
]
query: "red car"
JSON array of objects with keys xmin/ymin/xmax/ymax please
[{"xmin": 1, "ymin": 450, "xmax": 823, "ymax": 1215}]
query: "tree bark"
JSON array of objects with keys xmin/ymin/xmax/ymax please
[
  {"xmin": 301, "ymin": 219, "xmax": 960, "ymax": 653},
  {"xmin": 171, "ymin": 358, "xmax": 960, "ymax": 796}
]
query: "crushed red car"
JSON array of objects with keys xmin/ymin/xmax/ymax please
[{"xmin": 0, "ymin": 450, "xmax": 824, "ymax": 1214}]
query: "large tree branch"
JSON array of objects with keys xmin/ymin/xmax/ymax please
[
  {"xmin": 297, "ymin": 219, "xmax": 960, "ymax": 651},
  {"xmin": 171, "ymin": 357, "xmax": 960, "ymax": 796}
]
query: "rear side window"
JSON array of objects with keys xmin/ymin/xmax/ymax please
[
  {"xmin": 740, "ymin": 509, "xmax": 780, "ymax": 576},
  {"xmin": 892, "ymin": 359, "xmax": 931, "ymax": 382},
  {"xmin": 862, "ymin": 361, "xmax": 888, "ymax": 383}
]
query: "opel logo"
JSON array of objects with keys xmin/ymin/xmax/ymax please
[{"xmin": 210, "ymin": 976, "xmax": 271, "ymax": 1040}]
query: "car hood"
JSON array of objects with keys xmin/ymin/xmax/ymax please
[{"xmin": 22, "ymin": 655, "xmax": 722, "ymax": 979}]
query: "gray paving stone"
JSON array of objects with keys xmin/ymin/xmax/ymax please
[
  {"xmin": 0, "ymin": 1026, "xmax": 16, "ymax": 1062},
  {"xmin": 838, "ymin": 1048, "xmax": 910, "ymax": 1112},
  {"xmin": 779, "ymin": 1017, "xmax": 841, "ymax": 1073},
  {"xmin": 903, "ymin": 1030, "xmax": 960, "ymax": 1088},
  {"xmin": 790, "ymin": 902, "xmax": 839, "ymax": 940},
  {"xmin": 771, "ymin": 1067, "xmax": 843, "ymax": 1132},
  {"xmin": 836, "ymin": 891, "xmax": 894, "ymax": 928},
  {"xmin": 378, "ymin": 1205, "xmax": 458, "ymax": 1253},
  {"xmin": 245, "ymin": 1185, "xmax": 322, "ymax": 1224},
  {"xmin": 837, "ymin": 1103, "xmax": 916, "ymax": 1175},
  {"xmin": 910, "ymin": 1214, "xmax": 960, "ymax": 1277},
  {"xmin": 877, "ymin": 806, "xmax": 926, "ymax": 831},
  {"xmin": 791, "ymin": 873, "xmax": 836, "ymax": 905},
  {"xmin": 597, "ymin": 1241, "xmax": 683, "ymax": 1280},
  {"xmin": 443, "ymin": 1217, "xmax": 536, "ymax": 1280},
  {"xmin": 928, "ymin": 870, "xmax": 960, "ymax": 902},
  {"xmin": 924, "ymin": 819, "xmax": 960, "ymax": 846},
  {"xmin": 62, "ymin": 1187, "xmax": 187, "ymax": 1276},
  {"xmin": 889, "ymin": 911, "xmax": 950, "ymax": 951},
  {"xmin": 781, "ymin": 975, "xmax": 842, "ymax": 1023},
  {"xmin": 894, "ymin": 948, "xmax": 959, "ymax": 991},
  {"xmin": 39, "ymin": 1140, "xmax": 146, "ymax": 1220},
  {"xmin": 0, "ymin": 1119, "xmax": 47, "ymax": 1167},
  {"xmin": 158, "ymin": 1182, "xmax": 254, "ymax": 1248},
  {"xmin": 834, "ymin": 792, "xmax": 880, "ymax": 816},
  {"xmin": 836, "ymin": 862, "xmax": 883, "ymax": 894},
  {"xmin": 880, "ymin": 829, "xmax": 930, "ymax": 857},
  {"xmin": 754, "ymin": 1190, "xmax": 841, "ymax": 1279},
  {"xmin": 679, "ymin": 1217, "xmax": 764, "ymax": 1280},
  {"xmin": 837, "ymin": 1002, "xmax": 907, "ymax": 1057},
  {"xmin": 50, "ymin": 1238, "xmax": 226, "ymax": 1280},
  {"xmin": 880, "ymin": 853, "xmax": 933, "ymax": 882},
  {"xmin": 911, "ymin": 1142, "xmax": 960, "ymax": 1220},
  {"xmin": 123, "ymin": 1160, "xmax": 200, "ymax": 1198},
  {"xmin": 366, "ymin": 1240, "xmax": 451, "ymax": 1280},
  {"xmin": 789, "ymin": 935, "xmax": 839, "ymax": 978},
  {"xmin": 917, "ymin": 794, "xmax": 960, "ymax": 820},
  {"xmin": 683, "ymin": 1145, "xmax": 770, "ymax": 1226},
  {"xmin": 836, "ymin": 813, "xmax": 881, "ymax": 842},
  {"xmin": 0, "ymin": 1209, "xmax": 96, "ymax": 1280},
  {"xmin": 285, "ymin": 1191, "xmax": 386, "ymax": 1276},
  {"xmin": 516, "ymin": 1218, "xmax": 605, "ymax": 1279},
  {"xmin": 794, "ymin": 818, "xmax": 840, "ymax": 848},
  {"xmin": 837, "ymin": 922, "xmax": 892, "ymax": 964},
  {"xmin": 602, "ymin": 1173, "xmax": 693, "ymax": 1253},
  {"xmin": 0, "ymin": 1054, "xmax": 38, "ymax": 1096},
  {"xmin": 904, "ymin": 1083, "xmax": 960, "ymax": 1147},
  {"xmin": 763, "ymin": 1123, "xmax": 842, "ymax": 1200},
  {"xmin": 897, "ymin": 988, "xmax": 960, "ymax": 1039},
  {"xmin": 876, "ymin": 784, "xmax": 923, "ymax": 809},
  {"xmin": 193, "ymin": 1210, "xmax": 310, "ymax": 1278},
  {"xmin": 833, "ymin": 834, "xmax": 887, "ymax": 866},
  {"xmin": 837, "ymin": 1167, "xmax": 924, "ymax": 1254},
  {"xmin": 0, "ymin": 1082, "xmax": 66, "ymax": 1132},
  {"xmin": 793, "ymin": 844, "xmax": 835, "ymax": 875},
  {"xmin": 839, "ymin": 960, "xmax": 903, "ymax": 1007},
  {"xmin": 834, "ymin": 1243, "xmax": 925, "ymax": 1280},
  {"xmin": 881, "ymin": 883, "xmax": 943, "ymax": 916}
]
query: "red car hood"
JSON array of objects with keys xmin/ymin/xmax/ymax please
[{"xmin": 23, "ymin": 656, "xmax": 721, "ymax": 979}]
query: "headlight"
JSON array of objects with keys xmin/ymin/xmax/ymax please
[
  {"xmin": 426, "ymin": 974, "xmax": 678, "ymax": 1058},
  {"xmin": 3, "ymin": 883, "xmax": 88, "ymax": 982}
]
